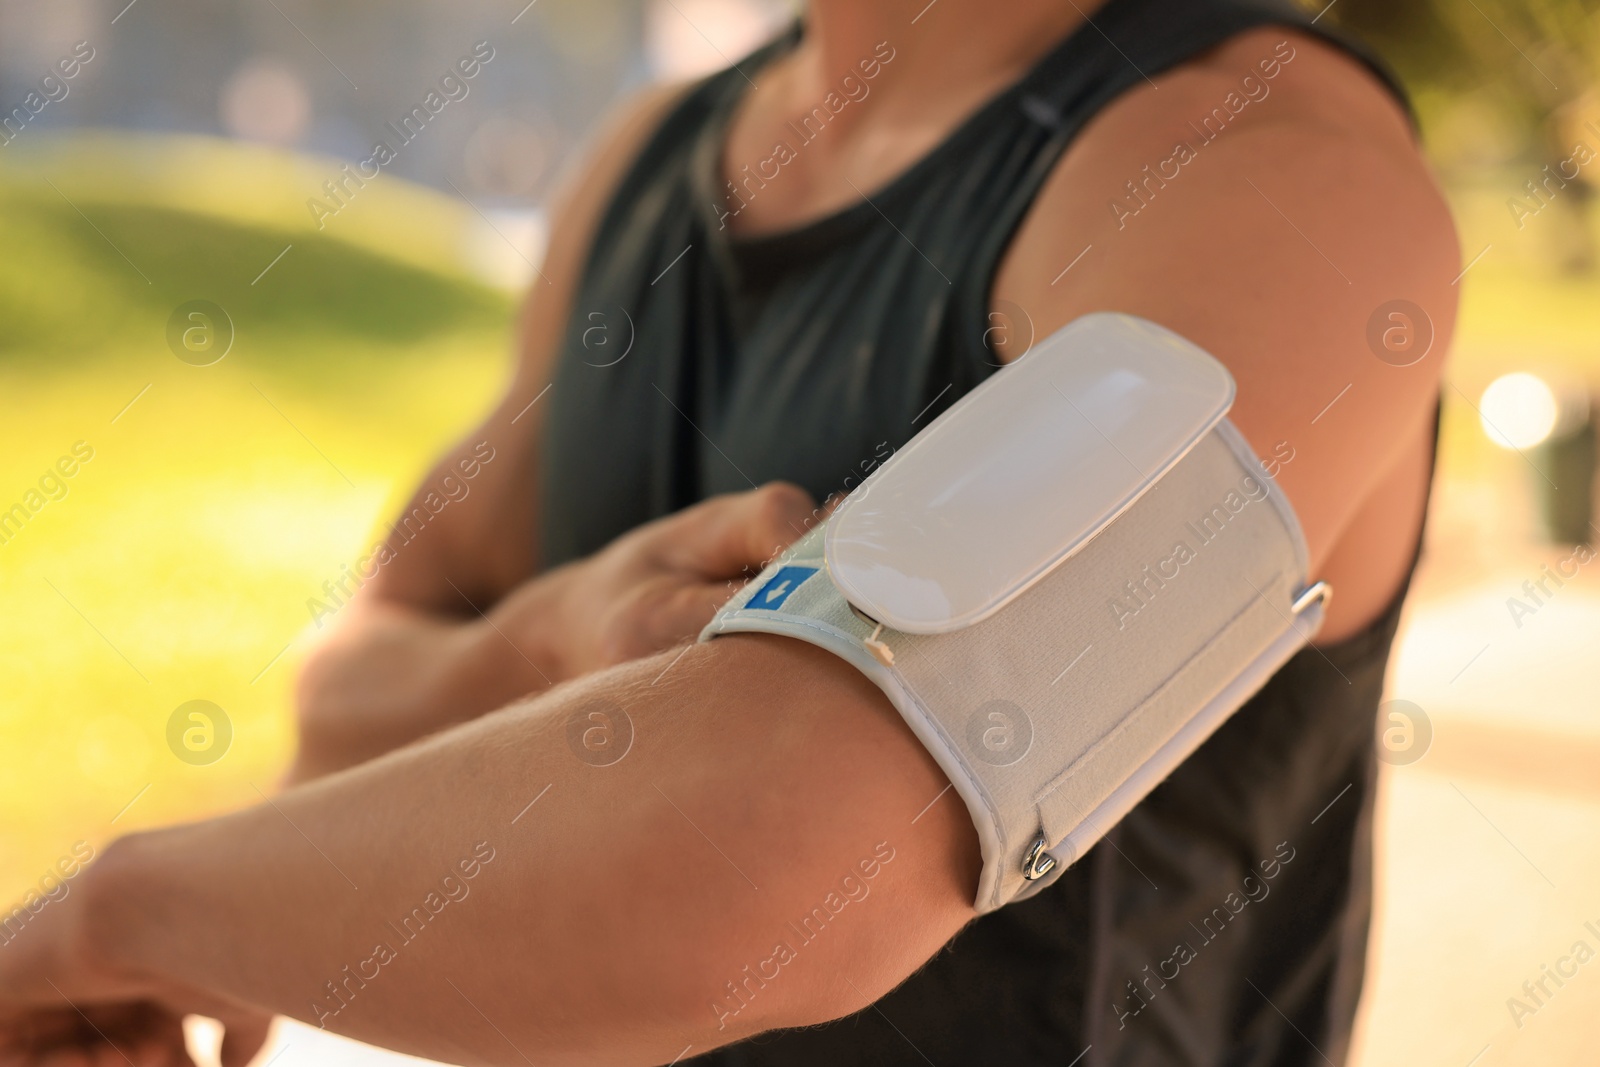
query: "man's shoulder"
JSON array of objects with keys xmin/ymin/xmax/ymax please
[
  {"xmin": 537, "ymin": 80, "xmax": 694, "ymax": 285},
  {"xmin": 995, "ymin": 24, "xmax": 1457, "ymax": 344},
  {"xmin": 1079, "ymin": 26, "xmax": 1415, "ymax": 171}
]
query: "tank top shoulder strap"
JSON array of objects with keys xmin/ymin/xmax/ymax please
[
  {"xmin": 575, "ymin": 25, "xmax": 804, "ymax": 288},
  {"xmin": 948, "ymin": 1, "xmax": 1410, "ymax": 333}
]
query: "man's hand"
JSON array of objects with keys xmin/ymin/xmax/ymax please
[
  {"xmin": 290, "ymin": 483, "xmax": 820, "ymax": 782},
  {"xmin": 0, "ymin": 881, "xmax": 270, "ymax": 1067},
  {"xmin": 531, "ymin": 481, "xmax": 820, "ymax": 677}
]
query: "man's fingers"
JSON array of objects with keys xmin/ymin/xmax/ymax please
[
  {"xmin": 0, "ymin": 1004, "xmax": 190, "ymax": 1067},
  {"xmin": 217, "ymin": 1014, "xmax": 270, "ymax": 1067},
  {"xmin": 651, "ymin": 483, "xmax": 819, "ymax": 576},
  {"xmin": 32, "ymin": 1048, "xmax": 89, "ymax": 1067},
  {"xmin": 7, "ymin": 1011, "xmax": 82, "ymax": 1052},
  {"xmin": 597, "ymin": 579, "xmax": 729, "ymax": 666},
  {"xmin": 0, "ymin": 1009, "xmax": 103, "ymax": 1065},
  {"xmin": 656, "ymin": 581, "xmax": 745, "ymax": 642},
  {"xmin": 87, "ymin": 1044, "xmax": 123, "ymax": 1067},
  {"xmin": 143, "ymin": 1010, "xmax": 194, "ymax": 1067},
  {"xmin": 128, "ymin": 1033, "xmax": 178, "ymax": 1067}
]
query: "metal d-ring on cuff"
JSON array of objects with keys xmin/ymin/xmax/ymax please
[
  {"xmin": 1020, "ymin": 583, "xmax": 1331, "ymax": 884},
  {"xmin": 1022, "ymin": 835, "xmax": 1058, "ymax": 881},
  {"xmin": 845, "ymin": 600, "xmax": 880, "ymax": 627},
  {"xmin": 1290, "ymin": 580, "xmax": 1332, "ymax": 615}
]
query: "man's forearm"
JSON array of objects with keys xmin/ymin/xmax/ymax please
[
  {"xmin": 289, "ymin": 592, "xmax": 562, "ymax": 782},
  {"xmin": 292, "ymin": 483, "xmax": 822, "ymax": 783},
  {"xmin": 91, "ymin": 637, "xmax": 979, "ymax": 1066}
]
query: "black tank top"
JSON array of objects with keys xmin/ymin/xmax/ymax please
[{"xmin": 539, "ymin": 2, "xmax": 1427, "ymax": 1063}]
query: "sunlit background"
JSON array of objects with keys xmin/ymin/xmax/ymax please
[{"xmin": 1, "ymin": 1, "xmax": 1598, "ymax": 1064}]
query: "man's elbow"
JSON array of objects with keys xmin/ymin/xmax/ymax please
[
  {"xmin": 631, "ymin": 635, "xmax": 981, "ymax": 1049},
  {"xmin": 661, "ymin": 868, "xmax": 974, "ymax": 1052}
]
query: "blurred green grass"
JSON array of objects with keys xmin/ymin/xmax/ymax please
[
  {"xmin": 0, "ymin": 194, "xmax": 508, "ymax": 360},
  {"xmin": 0, "ymin": 135, "xmax": 513, "ymax": 898}
]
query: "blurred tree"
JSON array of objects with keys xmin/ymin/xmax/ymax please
[
  {"xmin": 1327, "ymin": 0, "xmax": 1600, "ymax": 269},
  {"xmin": 1326, "ymin": 0, "xmax": 1595, "ymax": 107}
]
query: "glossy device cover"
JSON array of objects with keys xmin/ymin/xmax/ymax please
[
  {"xmin": 702, "ymin": 312, "xmax": 1321, "ymax": 911},
  {"xmin": 825, "ymin": 313, "xmax": 1236, "ymax": 633}
]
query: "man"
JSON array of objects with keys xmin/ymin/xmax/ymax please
[{"xmin": 0, "ymin": 0, "xmax": 1455, "ymax": 1064}]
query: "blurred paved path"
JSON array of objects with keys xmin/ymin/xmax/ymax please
[{"xmin": 1352, "ymin": 540, "xmax": 1600, "ymax": 1067}]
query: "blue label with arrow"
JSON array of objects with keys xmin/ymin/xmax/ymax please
[{"xmin": 749, "ymin": 566, "xmax": 817, "ymax": 610}]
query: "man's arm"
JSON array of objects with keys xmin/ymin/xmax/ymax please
[
  {"xmin": 994, "ymin": 28, "xmax": 1458, "ymax": 639},
  {"xmin": 290, "ymin": 82, "xmax": 749, "ymax": 773},
  {"xmin": 290, "ymin": 76, "xmax": 694, "ymax": 725},
  {"xmin": 57, "ymin": 637, "xmax": 980, "ymax": 1067},
  {"xmin": 369, "ymin": 81, "xmax": 688, "ymax": 614},
  {"xmin": 288, "ymin": 482, "xmax": 822, "ymax": 782}
]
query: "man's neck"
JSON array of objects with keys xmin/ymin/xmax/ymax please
[
  {"xmin": 715, "ymin": 0, "xmax": 1111, "ymax": 235},
  {"xmin": 796, "ymin": 0, "xmax": 1101, "ymax": 101}
]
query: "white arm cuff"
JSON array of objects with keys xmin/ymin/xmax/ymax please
[{"xmin": 700, "ymin": 314, "xmax": 1326, "ymax": 912}]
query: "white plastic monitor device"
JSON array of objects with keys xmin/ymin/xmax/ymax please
[{"xmin": 825, "ymin": 314, "xmax": 1236, "ymax": 634}]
